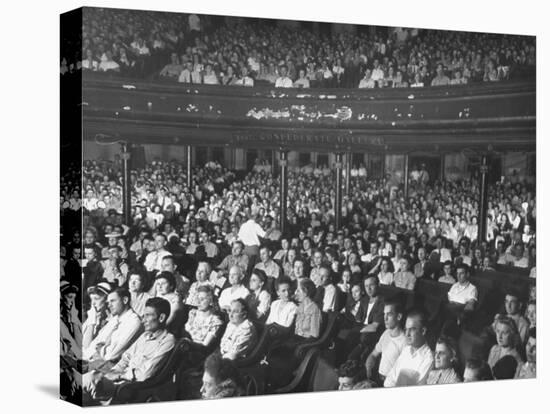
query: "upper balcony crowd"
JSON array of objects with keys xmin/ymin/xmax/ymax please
[{"xmin": 61, "ymin": 9, "xmax": 536, "ymax": 89}]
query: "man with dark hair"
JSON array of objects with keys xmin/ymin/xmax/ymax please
[
  {"xmin": 365, "ymin": 300, "xmax": 406, "ymax": 384},
  {"xmin": 201, "ymin": 352, "xmax": 243, "ymax": 399},
  {"xmin": 159, "ymin": 255, "xmax": 190, "ymax": 300},
  {"xmin": 143, "ymin": 234, "xmax": 171, "ymax": 272},
  {"xmin": 384, "ymin": 309, "xmax": 434, "ymax": 387},
  {"xmin": 337, "ymin": 359, "xmax": 363, "ymax": 390},
  {"xmin": 83, "ymin": 288, "xmax": 142, "ymax": 368},
  {"xmin": 493, "ymin": 290, "xmax": 530, "ymax": 344},
  {"xmin": 83, "ymin": 244, "xmax": 104, "ymax": 297},
  {"xmin": 463, "ymin": 358, "xmax": 493, "ymax": 382},
  {"xmin": 217, "ymin": 240, "xmax": 249, "ymax": 275},
  {"xmin": 83, "ymin": 297, "xmax": 175, "ymax": 403}
]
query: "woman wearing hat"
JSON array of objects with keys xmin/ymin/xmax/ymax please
[{"xmin": 82, "ymin": 282, "xmax": 112, "ymax": 349}]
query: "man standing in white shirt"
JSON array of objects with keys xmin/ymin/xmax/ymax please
[
  {"xmin": 238, "ymin": 213, "xmax": 266, "ymax": 264},
  {"xmin": 275, "ymin": 65, "xmax": 293, "ymax": 88},
  {"xmin": 384, "ymin": 309, "xmax": 434, "ymax": 387}
]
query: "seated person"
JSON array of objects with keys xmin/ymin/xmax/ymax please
[
  {"xmin": 219, "ymin": 299, "xmax": 258, "ymax": 360},
  {"xmin": 365, "ymin": 301, "xmax": 406, "ymax": 384},
  {"xmin": 314, "ymin": 266, "xmax": 337, "ymax": 312},
  {"xmin": 265, "ymin": 277, "xmax": 298, "ymax": 328},
  {"xmin": 438, "ymin": 261, "xmax": 456, "ymax": 285},
  {"xmin": 515, "ymin": 327, "xmax": 536, "ymax": 379},
  {"xmin": 444, "ymin": 264, "xmax": 478, "ymax": 328},
  {"xmin": 341, "ymin": 283, "xmax": 365, "ymax": 326},
  {"xmin": 337, "ymin": 359, "xmax": 363, "ymax": 391},
  {"xmin": 463, "ymin": 358, "xmax": 493, "ymax": 382},
  {"xmin": 154, "ymin": 272, "xmax": 183, "ymax": 329},
  {"xmin": 384, "ymin": 309, "xmax": 434, "ymax": 387},
  {"xmin": 128, "ymin": 271, "xmax": 151, "ymax": 318},
  {"xmin": 186, "ymin": 261, "xmax": 214, "ymax": 307},
  {"xmin": 492, "ymin": 290, "xmax": 530, "ymax": 345},
  {"xmin": 160, "ymin": 255, "xmax": 190, "ymax": 300},
  {"xmin": 83, "ymin": 282, "xmax": 112, "ymax": 349},
  {"xmin": 184, "ymin": 285, "xmax": 224, "ymax": 354},
  {"xmin": 377, "ymin": 258, "xmax": 394, "ymax": 286},
  {"xmin": 218, "ymin": 266, "xmax": 250, "ymax": 313},
  {"xmin": 492, "ymin": 355, "xmax": 519, "ymax": 380},
  {"xmin": 83, "ymin": 288, "xmax": 142, "ymax": 370},
  {"xmin": 337, "ymin": 267, "xmax": 353, "ymax": 294},
  {"xmin": 82, "ymin": 297, "xmax": 175, "ymax": 403},
  {"xmin": 217, "ymin": 240, "xmax": 249, "ymax": 276},
  {"xmin": 266, "ymin": 279, "xmax": 322, "ymax": 388},
  {"xmin": 487, "ymin": 315, "xmax": 523, "ymax": 370},
  {"xmin": 293, "ymin": 278, "xmax": 322, "ymax": 341},
  {"xmin": 426, "ymin": 336, "xmax": 460, "ymax": 384},
  {"xmin": 200, "ymin": 352, "xmax": 243, "ymax": 399},
  {"xmin": 246, "ymin": 269, "xmax": 272, "ymax": 322},
  {"xmin": 348, "ymin": 276, "xmax": 385, "ymax": 361},
  {"xmin": 525, "ymin": 300, "xmax": 536, "ymax": 329},
  {"xmin": 254, "ymin": 246, "xmax": 281, "ymax": 290},
  {"xmin": 393, "ymin": 257, "xmax": 416, "ymax": 290}
]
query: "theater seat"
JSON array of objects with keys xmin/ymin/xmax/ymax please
[
  {"xmin": 234, "ymin": 322, "xmax": 290, "ymax": 368},
  {"xmin": 273, "ymin": 348, "xmax": 320, "ymax": 394},
  {"xmin": 294, "ymin": 312, "xmax": 340, "ymax": 359},
  {"xmin": 111, "ymin": 339, "xmax": 191, "ymax": 404}
]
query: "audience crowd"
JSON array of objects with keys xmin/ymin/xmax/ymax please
[
  {"xmin": 61, "ymin": 9, "xmax": 536, "ymax": 90},
  {"xmin": 60, "ymin": 154, "xmax": 536, "ymax": 403}
]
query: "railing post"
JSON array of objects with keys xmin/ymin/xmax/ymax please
[
  {"xmin": 121, "ymin": 143, "xmax": 132, "ymax": 226},
  {"xmin": 404, "ymin": 153, "xmax": 410, "ymax": 197},
  {"xmin": 186, "ymin": 145, "xmax": 192, "ymax": 189},
  {"xmin": 478, "ymin": 155, "xmax": 489, "ymax": 243},
  {"xmin": 335, "ymin": 153, "xmax": 343, "ymax": 231},
  {"xmin": 279, "ymin": 150, "xmax": 288, "ymax": 236},
  {"xmin": 345, "ymin": 152, "xmax": 351, "ymax": 197}
]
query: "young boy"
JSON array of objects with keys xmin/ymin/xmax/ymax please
[{"xmin": 266, "ymin": 277, "xmax": 297, "ymax": 328}]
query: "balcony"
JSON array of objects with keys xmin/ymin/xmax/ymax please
[{"xmin": 81, "ymin": 73, "xmax": 535, "ymax": 153}]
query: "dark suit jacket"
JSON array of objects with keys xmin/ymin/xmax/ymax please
[{"xmin": 359, "ymin": 295, "xmax": 385, "ymax": 333}]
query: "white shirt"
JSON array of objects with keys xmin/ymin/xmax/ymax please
[
  {"xmin": 238, "ymin": 219, "xmax": 266, "ymax": 247},
  {"xmin": 266, "ymin": 300, "xmax": 297, "ymax": 327},
  {"xmin": 218, "ymin": 285, "xmax": 250, "ymax": 310},
  {"xmin": 375, "ymin": 329, "xmax": 407, "ymax": 377},
  {"xmin": 384, "ymin": 343, "xmax": 434, "ymax": 387},
  {"xmin": 371, "ymin": 68, "xmax": 385, "ymax": 81},
  {"xmin": 99, "ymin": 60, "xmax": 120, "ymax": 72},
  {"xmin": 83, "ymin": 308, "xmax": 142, "ymax": 362},
  {"xmin": 322, "ymin": 284, "xmax": 337, "ymax": 312},
  {"xmin": 448, "ymin": 281, "xmax": 478, "ymax": 304},
  {"xmin": 275, "ymin": 77, "xmax": 293, "ymax": 88},
  {"xmin": 143, "ymin": 249, "xmax": 171, "ymax": 272}
]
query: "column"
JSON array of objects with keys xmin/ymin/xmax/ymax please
[
  {"xmin": 121, "ymin": 143, "xmax": 132, "ymax": 226},
  {"xmin": 404, "ymin": 153, "xmax": 409, "ymax": 197},
  {"xmin": 478, "ymin": 155, "xmax": 489, "ymax": 243},
  {"xmin": 345, "ymin": 152, "xmax": 351, "ymax": 197},
  {"xmin": 279, "ymin": 150, "xmax": 288, "ymax": 236},
  {"xmin": 186, "ymin": 145, "xmax": 192, "ymax": 189},
  {"xmin": 335, "ymin": 153, "xmax": 343, "ymax": 231}
]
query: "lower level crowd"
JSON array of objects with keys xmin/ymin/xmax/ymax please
[{"xmin": 59, "ymin": 159, "xmax": 536, "ymax": 403}]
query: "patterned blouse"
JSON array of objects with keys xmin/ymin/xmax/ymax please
[
  {"xmin": 185, "ymin": 309, "xmax": 224, "ymax": 346},
  {"xmin": 220, "ymin": 319, "xmax": 258, "ymax": 360},
  {"xmin": 295, "ymin": 299, "xmax": 322, "ymax": 339},
  {"xmin": 427, "ymin": 368, "xmax": 460, "ymax": 385}
]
